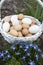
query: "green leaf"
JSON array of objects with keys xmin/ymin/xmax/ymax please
[
  {"xmin": 17, "ymin": 8, "xmax": 22, "ymax": 13},
  {"xmin": 6, "ymin": 56, "xmax": 21, "ymax": 65},
  {"xmin": 24, "ymin": 2, "xmax": 35, "ymax": 16},
  {"xmin": 35, "ymin": 4, "xmax": 42, "ymax": 19},
  {"xmin": 39, "ymin": 10, "xmax": 43, "ymax": 22}
]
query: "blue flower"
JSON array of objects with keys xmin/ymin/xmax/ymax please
[
  {"xmin": 35, "ymin": 54, "xmax": 39, "ymax": 61},
  {"xmin": 27, "ymin": 52, "xmax": 30, "ymax": 56},
  {"xmin": 38, "ymin": 48, "xmax": 42, "ymax": 52},
  {"xmin": 15, "ymin": 52, "xmax": 20, "ymax": 55},
  {"xmin": 1, "ymin": 53, "xmax": 4, "ymax": 57},
  {"xmin": 22, "ymin": 56, "xmax": 26, "ymax": 61},
  {"xmin": 2, "ymin": 51, "xmax": 5, "ymax": 54},
  {"xmin": 29, "ymin": 44, "xmax": 33, "ymax": 47},
  {"xmin": 29, "ymin": 61, "xmax": 35, "ymax": 65},
  {"xmin": 7, "ymin": 54, "xmax": 11, "ymax": 59},
  {"xmin": 41, "ymin": 54, "xmax": 43, "ymax": 58},
  {"xmin": 19, "ymin": 44, "xmax": 23, "ymax": 48},
  {"xmin": 11, "ymin": 45, "xmax": 16, "ymax": 50},
  {"xmin": 33, "ymin": 44, "xmax": 39, "ymax": 50},
  {"xmin": 2, "ymin": 50, "xmax": 9, "ymax": 54},
  {"xmin": 0, "ymin": 52, "xmax": 1, "ymax": 55},
  {"xmin": 24, "ymin": 44, "xmax": 29, "ymax": 49},
  {"xmin": 0, "ymin": 53, "xmax": 2, "ymax": 58},
  {"xmin": 0, "ymin": 53, "xmax": 4, "ymax": 59},
  {"xmin": 24, "ymin": 48, "xmax": 28, "ymax": 52},
  {"xmin": 5, "ymin": 50, "xmax": 9, "ymax": 54}
]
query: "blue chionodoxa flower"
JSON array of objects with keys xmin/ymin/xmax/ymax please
[
  {"xmin": 15, "ymin": 51, "xmax": 21, "ymax": 56},
  {"xmin": 38, "ymin": 48, "xmax": 42, "ymax": 52},
  {"xmin": 10, "ymin": 45, "xmax": 16, "ymax": 50},
  {"xmin": 29, "ymin": 61, "xmax": 35, "ymax": 65},
  {"xmin": 26, "ymin": 52, "xmax": 30, "ymax": 56},
  {"xmin": 0, "ymin": 52, "xmax": 4, "ymax": 59},
  {"xmin": 35, "ymin": 54, "xmax": 39, "ymax": 61},
  {"xmin": 41, "ymin": 54, "xmax": 43, "ymax": 58},
  {"xmin": 23, "ymin": 44, "xmax": 29, "ymax": 52},
  {"xmin": 22, "ymin": 56, "xmax": 26, "ymax": 61},
  {"xmin": 2, "ymin": 50, "xmax": 9, "ymax": 54},
  {"xmin": 0, "ymin": 50, "xmax": 11, "ymax": 61},
  {"xmin": 29, "ymin": 44, "xmax": 33, "ymax": 47},
  {"xmin": 19, "ymin": 44, "xmax": 23, "ymax": 48},
  {"xmin": 7, "ymin": 54, "xmax": 11, "ymax": 58},
  {"xmin": 33, "ymin": 44, "xmax": 39, "ymax": 50},
  {"xmin": 24, "ymin": 44, "xmax": 29, "ymax": 49}
]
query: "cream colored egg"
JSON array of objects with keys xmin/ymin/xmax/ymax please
[
  {"xmin": 29, "ymin": 25, "xmax": 40, "ymax": 34},
  {"xmin": 14, "ymin": 24, "xmax": 22, "ymax": 31},
  {"xmin": 3, "ymin": 22, "xmax": 10, "ymax": 32},
  {"xmin": 18, "ymin": 32, "xmax": 23, "ymax": 37},
  {"xmin": 22, "ymin": 18, "xmax": 32, "ymax": 25},
  {"xmin": 3, "ymin": 16, "xmax": 11, "ymax": 22},
  {"xmin": 22, "ymin": 28, "xmax": 28, "ymax": 36},
  {"xmin": 9, "ymin": 29, "xmax": 18, "ymax": 37},
  {"xmin": 22, "ymin": 24, "xmax": 29, "ymax": 29},
  {"xmin": 19, "ymin": 20, "xmax": 22, "ymax": 24},
  {"xmin": 11, "ymin": 15, "xmax": 19, "ymax": 26},
  {"xmin": 18, "ymin": 14, "xmax": 24, "ymax": 20}
]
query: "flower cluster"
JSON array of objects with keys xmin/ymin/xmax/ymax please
[
  {"xmin": 0, "ymin": 42, "xmax": 43, "ymax": 65},
  {"xmin": 0, "ymin": 50, "xmax": 11, "ymax": 61}
]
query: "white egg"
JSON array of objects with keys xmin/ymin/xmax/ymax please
[
  {"xmin": 29, "ymin": 25, "xmax": 40, "ymax": 34},
  {"xmin": 22, "ymin": 18, "xmax": 32, "ymax": 24},
  {"xmin": 11, "ymin": 15, "xmax": 19, "ymax": 26},
  {"xmin": 3, "ymin": 22, "xmax": 10, "ymax": 32}
]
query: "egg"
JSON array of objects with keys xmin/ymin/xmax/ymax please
[
  {"xmin": 18, "ymin": 14, "xmax": 24, "ymax": 20},
  {"xmin": 18, "ymin": 32, "xmax": 23, "ymax": 37},
  {"xmin": 26, "ymin": 33, "xmax": 32, "ymax": 37},
  {"xmin": 3, "ymin": 22, "xmax": 10, "ymax": 32},
  {"xmin": 22, "ymin": 28, "xmax": 28, "ymax": 36},
  {"xmin": 14, "ymin": 24, "xmax": 22, "ymax": 31},
  {"xmin": 3, "ymin": 16, "xmax": 11, "ymax": 22},
  {"xmin": 11, "ymin": 15, "xmax": 19, "ymax": 26},
  {"xmin": 9, "ymin": 29, "xmax": 18, "ymax": 37},
  {"xmin": 10, "ymin": 26, "xmax": 14, "ymax": 30},
  {"xmin": 22, "ymin": 18, "xmax": 32, "ymax": 25},
  {"xmin": 32, "ymin": 19, "xmax": 36, "ymax": 24},
  {"xmin": 22, "ymin": 24, "xmax": 29, "ymax": 29},
  {"xmin": 19, "ymin": 20, "xmax": 22, "ymax": 24},
  {"xmin": 29, "ymin": 25, "xmax": 40, "ymax": 34}
]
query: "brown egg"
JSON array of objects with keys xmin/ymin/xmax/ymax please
[
  {"xmin": 14, "ymin": 24, "xmax": 22, "ymax": 31},
  {"xmin": 9, "ymin": 29, "xmax": 18, "ymax": 37},
  {"xmin": 30, "ymin": 19, "xmax": 36, "ymax": 26},
  {"xmin": 18, "ymin": 14, "xmax": 24, "ymax": 20},
  {"xmin": 32, "ymin": 19, "xmax": 36, "ymax": 24},
  {"xmin": 22, "ymin": 24, "xmax": 29, "ymax": 29},
  {"xmin": 18, "ymin": 32, "xmax": 23, "ymax": 37},
  {"xmin": 22, "ymin": 28, "xmax": 28, "ymax": 36},
  {"xmin": 3, "ymin": 16, "xmax": 11, "ymax": 22},
  {"xmin": 26, "ymin": 33, "xmax": 32, "ymax": 37},
  {"xmin": 10, "ymin": 26, "xmax": 14, "ymax": 30},
  {"xmin": 31, "ymin": 23, "xmax": 35, "ymax": 26}
]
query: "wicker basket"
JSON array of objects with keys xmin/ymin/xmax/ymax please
[{"xmin": 0, "ymin": 15, "xmax": 42, "ymax": 43}]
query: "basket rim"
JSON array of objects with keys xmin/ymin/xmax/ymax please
[{"xmin": 1, "ymin": 15, "xmax": 42, "ymax": 39}]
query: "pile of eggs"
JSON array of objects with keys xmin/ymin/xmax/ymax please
[{"xmin": 2, "ymin": 14, "xmax": 40, "ymax": 37}]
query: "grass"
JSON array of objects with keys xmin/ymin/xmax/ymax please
[{"xmin": 17, "ymin": 0, "xmax": 43, "ymax": 22}]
